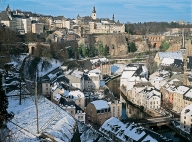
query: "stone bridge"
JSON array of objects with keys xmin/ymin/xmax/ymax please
[{"xmin": 147, "ymin": 35, "xmax": 164, "ymax": 49}]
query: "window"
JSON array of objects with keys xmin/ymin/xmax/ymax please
[
  {"xmin": 46, "ymin": 84, "xmax": 48, "ymax": 87},
  {"xmin": 46, "ymin": 88, "xmax": 48, "ymax": 91},
  {"xmin": 71, "ymin": 111, "xmax": 73, "ymax": 114},
  {"xmin": 184, "ymin": 116, "xmax": 186, "ymax": 119}
]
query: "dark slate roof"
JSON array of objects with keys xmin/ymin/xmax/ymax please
[
  {"xmin": 83, "ymin": 74, "xmax": 91, "ymax": 81},
  {"xmin": 57, "ymin": 75, "xmax": 69, "ymax": 83},
  {"xmin": 0, "ymin": 11, "xmax": 10, "ymax": 21},
  {"xmin": 133, "ymin": 65, "xmax": 143, "ymax": 77},
  {"xmin": 5, "ymin": 77, "xmax": 20, "ymax": 84},
  {"xmin": 59, "ymin": 97, "xmax": 84, "ymax": 113},
  {"xmin": 187, "ymin": 56, "xmax": 192, "ymax": 70},
  {"xmin": 54, "ymin": 16, "xmax": 65, "ymax": 20}
]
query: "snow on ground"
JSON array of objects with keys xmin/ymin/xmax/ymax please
[
  {"xmin": 10, "ymin": 54, "xmax": 27, "ymax": 70},
  {"xmin": 7, "ymin": 95, "xmax": 76, "ymax": 142},
  {"xmin": 38, "ymin": 59, "xmax": 63, "ymax": 77}
]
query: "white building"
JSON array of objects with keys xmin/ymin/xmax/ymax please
[
  {"xmin": 108, "ymin": 100, "xmax": 122, "ymax": 119},
  {"xmin": 22, "ymin": 18, "xmax": 31, "ymax": 33},
  {"xmin": 64, "ymin": 90, "xmax": 85, "ymax": 110},
  {"xmin": 59, "ymin": 97, "xmax": 86, "ymax": 123},
  {"xmin": 150, "ymin": 76, "xmax": 165, "ymax": 90},
  {"xmin": 32, "ymin": 23, "xmax": 44, "ymax": 34},
  {"xmin": 128, "ymin": 82, "xmax": 154, "ymax": 105},
  {"xmin": 65, "ymin": 70, "xmax": 84, "ymax": 91},
  {"xmin": 84, "ymin": 68, "xmax": 102, "ymax": 91},
  {"xmin": 180, "ymin": 104, "xmax": 192, "ymax": 133},
  {"xmin": 138, "ymin": 88, "xmax": 161, "ymax": 110}
]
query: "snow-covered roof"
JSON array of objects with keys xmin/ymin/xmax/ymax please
[
  {"xmin": 168, "ymin": 78, "xmax": 180, "ymax": 85},
  {"xmin": 158, "ymin": 51, "xmax": 183, "ymax": 60},
  {"xmin": 53, "ymin": 93, "xmax": 61, "ymax": 101},
  {"xmin": 124, "ymin": 66, "xmax": 137, "ymax": 71},
  {"xmin": 99, "ymin": 117, "xmax": 171, "ymax": 142},
  {"xmin": 167, "ymin": 85, "xmax": 176, "ymax": 92},
  {"xmin": 78, "ymin": 121, "xmax": 109, "ymax": 141},
  {"xmin": 7, "ymin": 96, "xmax": 76, "ymax": 142},
  {"xmin": 161, "ymin": 58, "xmax": 175, "ymax": 66},
  {"xmin": 184, "ymin": 89, "xmax": 192, "ymax": 98},
  {"xmin": 64, "ymin": 90, "xmax": 84, "ymax": 99},
  {"xmin": 90, "ymin": 57, "xmax": 109, "ymax": 64},
  {"xmin": 181, "ymin": 104, "xmax": 192, "ymax": 116},
  {"xmin": 48, "ymin": 73, "xmax": 57, "ymax": 80},
  {"xmin": 121, "ymin": 71, "xmax": 135, "ymax": 78},
  {"xmin": 141, "ymin": 135, "xmax": 158, "ymax": 142},
  {"xmin": 174, "ymin": 85, "xmax": 190, "ymax": 95},
  {"xmin": 71, "ymin": 70, "xmax": 83, "ymax": 78},
  {"xmin": 88, "ymin": 68, "xmax": 101, "ymax": 76},
  {"xmin": 145, "ymin": 90, "xmax": 161, "ymax": 100},
  {"xmin": 91, "ymin": 100, "xmax": 109, "ymax": 110},
  {"xmin": 142, "ymin": 66, "xmax": 148, "ymax": 73}
]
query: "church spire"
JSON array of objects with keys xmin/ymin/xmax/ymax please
[
  {"xmin": 92, "ymin": 6, "xmax": 96, "ymax": 13},
  {"xmin": 6, "ymin": 4, "xmax": 11, "ymax": 12},
  {"xmin": 112, "ymin": 14, "xmax": 115, "ymax": 21}
]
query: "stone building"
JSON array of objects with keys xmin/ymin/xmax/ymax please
[
  {"xmin": 85, "ymin": 100, "xmax": 111, "ymax": 125},
  {"xmin": 84, "ymin": 57, "xmax": 111, "ymax": 75},
  {"xmin": 108, "ymin": 100, "xmax": 122, "ymax": 119},
  {"xmin": 180, "ymin": 104, "xmax": 192, "ymax": 133}
]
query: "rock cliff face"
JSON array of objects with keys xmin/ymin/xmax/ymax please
[
  {"xmin": 87, "ymin": 34, "xmax": 192, "ymax": 57},
  {"xmin": 88, "ymin": 34, "xmax": 128, "ymax": 56},
  {"xmin": 164, "ymin": 36, "xmax": 192, "ymax": 55}
]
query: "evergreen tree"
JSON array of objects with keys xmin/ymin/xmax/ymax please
[
  {"xmin": 0, "ymin": 74, "xmax": 14, "ymax": 128},
  {"xmin": 103, "ymin": 45, "xmax": 109, "ymax": 56},
  {"xmin": 129, "ymin": 42, "xmax": 137, "ymax": 52}
]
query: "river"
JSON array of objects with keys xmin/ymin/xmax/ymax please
[{"xmin": 106, "ymin": 77, "xmax": 187, "ymax": 142}]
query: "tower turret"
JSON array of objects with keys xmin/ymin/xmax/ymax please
[
  {"xmin": 92, "ymin": 6, "xmax": 96, "ymax": 20},
  {"xmin": 180, "ymin": 29, "xmax": 188, "ymax": 85},
  {"xmin": 112, "ymin": 14, "xmax": 115, "ymax": 21}
]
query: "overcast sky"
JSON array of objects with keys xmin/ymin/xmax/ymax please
[{"xmin": 1, "ymin": 0, "xmax": 191, "ymax": 23}]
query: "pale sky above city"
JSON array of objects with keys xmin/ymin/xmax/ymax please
[{"xmin": 1, "ymin": 0, "xmax": 191, "ymax": 23}]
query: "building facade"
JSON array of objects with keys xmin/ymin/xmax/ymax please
[{"xmin": 85, "ymin": 100, "xmax": 111, "ymax": 125}]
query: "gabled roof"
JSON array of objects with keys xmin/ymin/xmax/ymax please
[
  {"xmin": 59, "ymin": 97, "xmax": 84, "ymax": 113},
  {"xmin": 91, "ymin": 100, "xmax": 109, "ymax": 110},
  {"xmin": 7, "ymin": 96, "xmax": 77, "ymax": 141},
  {"xmin": 0, "ymin": 11, "xmax": 11, "ymax": 21},
  {"xmin": 158, "ymin": 51, "xmax": 183, "ymax": 61},
  {"xmin": 99, "ymin": 117, "xmax": 172, "ymax": 142}
]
